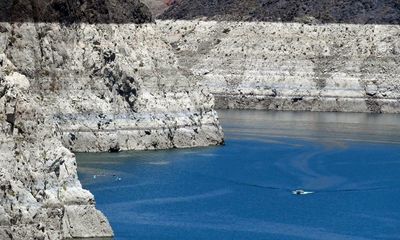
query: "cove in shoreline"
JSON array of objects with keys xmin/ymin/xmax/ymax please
[{"xmin": 77, "ymin": 110, "xmax": 400, "ymax": 240}]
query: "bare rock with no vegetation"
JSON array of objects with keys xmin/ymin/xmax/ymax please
[
  {"xmin": 158, "ymin": 20, "xmax": 400, "ymax": 113},
  {"xmin": 0, "ymin": 0, "xmax": 223, "ymax": 239},
  {"xmin": 0, "ymin": 63, "xmax": 113, "ymax": 239},
  {"xmin": 159, "ymin": 0, "xmax": 400, "ymax": 24}
]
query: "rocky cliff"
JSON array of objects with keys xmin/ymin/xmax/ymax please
[
  {"xmin": 2, "ymin": 1, "xmax": 223, "ymax": 153},
  {"xmin": 3, "ymin": 22, "xmax": 223, "ymax": 152},
  {"xmin": 0, "ymin": 0, "xmax": 223, "ymax": 239},
  {"xmin": 0, "ymin": 60, "xmax": 113, "ymax": 239},
  {"xmin": 0, "ymin": 0, "xmax": 153, "ymax": 23},
  {"xmin": 158, "ymin": 20, "xmax": 400, "ymax": 113},
  {"xmin": 159, "ymin": 0, "xmax": 400, "ymax": 24}
]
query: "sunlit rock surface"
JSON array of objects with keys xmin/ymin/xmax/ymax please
[
  {"xmin": 0, "ymin": 0, "xmax": 223, "ymax": 239},
  {"xmin": 158, "ymin": 20, "xmax": 400, "ymax": 113},
  {"xmin": 0, "ymin": 66, "xmax": 113, "ymax": 239},
  {"xmin": 1, "ymin": 21, "xmax": 223, "ymax": 153}
]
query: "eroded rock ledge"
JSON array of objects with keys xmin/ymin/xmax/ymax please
[
  {"xmin": 0, "ymin": 1, "xmax": 224, "ymax": 239},
  {"xmin": 158, "ymin": 20, "xmax": 400, "ymax": 113},
  {"xmin": 1, "ymin": 22, "xmax": 223, "ymax": 152},
  {"xmin": 0, "ymin": 67, "xmax": 113, "ymax": 239},
  {"xmin": 0, "ymin": 21, "xmax": 223, "ymax": 239}
]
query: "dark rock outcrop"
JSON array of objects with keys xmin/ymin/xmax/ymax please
[
  {"xmin": 159, "ymin": 0, "xmax": 400, "ymax": 24},
  {"xmin": 0, "ymin": 0, "xmax": 153, "ymax": 23}
]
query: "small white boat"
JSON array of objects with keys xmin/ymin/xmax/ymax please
[{"xmin": 292, "ymin": 189, "xmax": 314, "ymax": 195}]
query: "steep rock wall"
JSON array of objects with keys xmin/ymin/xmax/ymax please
[
  {"xmin": 0, "ymin": 58, "xmax": 113, "ymax": 239},
  {"xmin": 159, "ymin": 0, "xmax": 400, "ymax": 24},
  {"xmin": 0, "ymin": 1, "xmax": 224, "ymax": 239},
  {"xmin": 158, "ymin": 20, "xmax": 400, "ymax": 113},
  {"xmin": 0, "ymin": 18, "xmax": 223, "ymax": 240},
  {"xmin": 0, "ymin": 0, "xmax": 152, "ymax": 23},
  {"xmin": 1, "ymin": 1, "xmax": 223, "ymax": 153},
  {"xmin": 2, "ymin": 22, "xmax": 223, "ymax": 152}
]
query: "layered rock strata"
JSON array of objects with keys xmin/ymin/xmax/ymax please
[
  {"xmin": 3, "ymin": 22, "xmax": 223, "ymax": 152},
  {"xmin": 1, "ymin": 2, "xmax": 223, "ymax": 153},
  {"xmin": 0, "ymin": 1, "xmax": 224, "ymax": 239},
  {"xmin": 0, "ymin": 59, "xmax": 113, "ymax": 239},
  {"xmin": 158, "ymin": 20, "xmax": 400, "ymax": 113}
]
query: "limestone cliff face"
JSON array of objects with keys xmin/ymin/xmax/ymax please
[
  {"xmin": 0, "ymin": 1, "xmax": 223, "ymax": 239},
  {"xmin": 0, "ymin": 60, "xmax": 113, "ymax": 238},
  {"xmin": 1, "ymin": 1, "xmax": 223, "ymax": 153},
  {"xmin": 158, "ymin": 20, "xmax": 400, "ymax": 113},
  {"xmin": 2, "ymin": 22, "xmax": 223, "ymax": 152}
]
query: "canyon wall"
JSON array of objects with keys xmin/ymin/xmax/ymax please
[
  {"xmin": 158, "ymin": 20, "xmax": 400, "ymax": 113},
  {"xmin": 2, "ymin": 0, "xmax": 399, "ymax": 238},
  {"xmin": 0, "ymin": 0, "xmax": 223, "ymax": 239},
  {"xmin": 159, "ymin": 0, "xmax": 400, "ymax": 24},
  {"xmin": 0, "ymin": 58, "xmax": 113, "ymax": 239},
  {"xmin": 4, "ymin": 22, "xmax": 223, "ymax": 153},
  {"xmin": 0, "ymin": 19, "xmax": 223, "ymax": 240}
]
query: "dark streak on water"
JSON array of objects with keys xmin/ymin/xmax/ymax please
[{"xmin": 77, "ymin": 110, "xmax": 400, "ymax": 240}]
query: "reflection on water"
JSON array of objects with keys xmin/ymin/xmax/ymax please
[
  {"xmin": 77, "ymin": 110, "xmax": 400, "ymax": 240},
  {"xmin": 223, "ymin": 110, "xmax": 400, "ymax": 144}
]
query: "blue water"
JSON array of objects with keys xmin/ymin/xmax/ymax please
[{"xmin": 77, "ymin": 110, "xmax": 400, "ymax": 240}]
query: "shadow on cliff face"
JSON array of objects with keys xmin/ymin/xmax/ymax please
[
  {"xmin": 3, "ymin": 0, "xmax": 399, "ymax": 24},
  {"xmin": 0, "ymin": 0, "xmax": 153, "ymax": 23},
  {"xmin": 158, "ymin": 0, "xmax": 400, "ymax": 25}
]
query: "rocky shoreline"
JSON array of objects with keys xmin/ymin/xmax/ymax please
[
  {"xmin": 0, "ymin": 68, "xmax": 113, "ymax": 239},
  {"xmin": 0, "ymin": 1, "xmax": 223, "ymax": 239},
  {"xmin": 0, "ymin": 20, "xmax": 224, "ymax": 239},
  {"xmin": 1, "ymin": 0, "xmax": 400, "ymax": 239}
]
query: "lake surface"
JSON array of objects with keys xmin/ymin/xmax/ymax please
[{"xmin": 77, "ymin": 110, "xmax": 400, "ymax": 240}]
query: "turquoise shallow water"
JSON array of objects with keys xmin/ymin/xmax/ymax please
[{"xmin": 77, "ymin": 110, "xmax": 400, "ymax": 240}]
